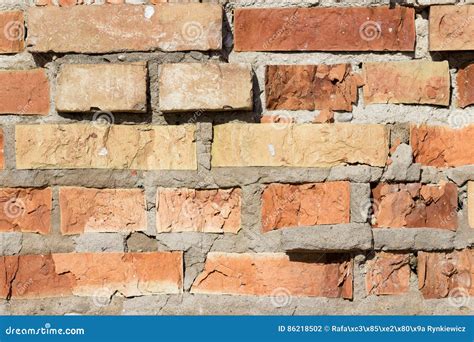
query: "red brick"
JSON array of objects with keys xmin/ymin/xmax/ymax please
[
  {"xmin": 265, "ymin": 64, "xmax": 361, "ymax": 111},
  {"xmin": 366, "ymin": 252, "xmax": 410, "ymax": 295},
  {"xmin": 234, "ymin": 7, "xmax": 415, "ymax": 52},
  {"xmin": 156, "ymin": 187, "xmax": 241, "ymax": 233},
  {"xmin": 261, "ymin": 182, "xmax": 350, "ymax": 232},
  {"xmin": 27, "ymin": 4, "xmax": 222, "ymax": 53},
  {"xmin": 0, "ymin": 188, "xmax": 52, "ymax": 234},
  {"xmin": 0, "ymin": 69, "xmax": 49, "ymax": 115},
  {"xmin": 372, "ymin": 182, "xmax": 458, "ymax": 230},
  {"xmin": 457, "ymin": 64, "xmax": 474, "ymax": 108},
  {"xmin": 192, "ymin": 252, "xmax": 353, "ymax": 299},
  {"xmin": 411, "ymin": 125, "xmax": 474, "ymax": 167},
  {"xmin": 0, "ymin": 252, "xmax": 183, "ymax": 299},
  {"xmin": 0, "ymin": 11, "xmax": 24, "ymax": 54},
  {"xmin": 59, "ymin": 187, "xmax": 147, "ymax": 235},
  {"xmin": 429, "ymin": 5, "xmax": 474, "ymax": 51},
  {"xmin": 418, "ymin": 250, "xmax": 474, "ymax": 299}
]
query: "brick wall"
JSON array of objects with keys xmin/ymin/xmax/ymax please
[{"xmin": 0, "ymin": 0, "xmax": 473, "ymax": 315}]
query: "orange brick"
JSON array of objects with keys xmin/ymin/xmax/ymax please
[
  {"xmin": 0, "ymin": 188, "xmax": 52, "ymax": 234},
  {"xmin": 0, "ymin": 252, "xmax": 183, "ymax": 299},
  {"xmin": 0, "ymin": 69, "xmax": 49, "ymax": 115},
  {"xmin": 366, "ymin": 252, "xmax": 410, "ymax": 295},
  {"xmin": 192, "ymin": 252, "xmax": 353, "ymax": 299},
  {"xmin": 411, "ymin": 125, "xmax": 474, "ymax": 167},
  {"xmin": 156, "ymin": 188, "xmax": 241, "ymax": 233},
  {"xmin": 261, "ymin": 182, "xmax": 350, "ymax": 232},
  {"xmin": 60, "ymin": 187, "xmax": 147, "ymax": 235},
  {"xmin": 0, "ymin": 11, "xmax": 24, "ymax": 54}
]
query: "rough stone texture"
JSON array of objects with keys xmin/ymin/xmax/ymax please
[
  {"xmin": 60, "ymin": 187, "xmax": 147, "ymax": 234},
  {"xmin": 418, "ymin": 250, "xmax": 474, "ymax": 299},
  {"xmin": 73, "ymin": 233, "xmax": 125, "ymax": 253},
  {"xmin": 192, "ymin": 252, "xmax": 353, "ymax": 299},
  {"xmin": 372, "ymin": 182, "xmax": 458, "ymax": 230},
  {"xmin": 261, "ymin": 182, "xmax": 350, "ymax": 231},
  {"xmin": 212, "ymin": 124, "xmax": 389, "ymax": 168},
  {"xmin": 56, "ymin": 63, "xmax": 147, "ymax": 112},
  {"xmin": 0, "ymin": 232, "xmax": 22, "ymax": 255},
  {"xmin": 159, "ymin": 63, "xmax": 253, "ymax": 112},
  {"xmin": 457, "ymin": 63, "xmax": 474, "ymax": 108},
  {"xmin": 373, "ymin": 228, "xmax": 456, "ymax": 251},
  {"xmin": 265, "ymin": 64, "xmax": 361, "ymax": 111},
  {"xmin": 382, "ymin": 143, "xmax": 420, "ymax": 182},
  {"xmin": 429, "ymin": 5, "xmax": 474, "ymax": 51},
  {"xmin": 279, "ymin": 224, "xmax": 373, "ymax": 252},
  {"xmin": 411, "ymin": 125, "xmax": 474, "ymax": 167},
  {"xmin": 0, "ymin": 69, "xmax": 50, "ymax": 114},
  {"xmin": 363, "ymin": 61, "xmax": 450, "ymax": 106},
  {"xmin": 0, "ymin": 252, "xmax": 183, "ymax": 299},
  {"xmin": 0, "ymin": 188, "xmax": 51, "ymax": 234},
  {"xmin": 15, "ymin": 124, "xmax": 197, "ymax": 170},
  {"xmin": 156, "ymin": 187, "xmax": 241, "ymax": 233},
  {"xmin": 27, "ymin": 4, "xmax": 222, "ymax": 53},
  {"xmin": 366, "ymin": 252, "xmax": 410, "ymax": 295},
  {"xmin": 0, "ymin": 128, "xmax": 3, "ymax": 169},
  {"xmin": 469, "ymin": 182, "xmax": 474, "ymax": 229},
  {"xmin": 0, "ymin": 11, "xmax": 23, "ymax": 53},
  {"xmin": 234, "ymin": 7, "xmax": 415, "ymax": 51}
]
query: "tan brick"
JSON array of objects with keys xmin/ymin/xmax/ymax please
[
  {"xmin": 372, "ymin": 183, "xmax": 458, "ymax": 230},
  {"xmin": 0, "ymin": 252, "xmax": 183, "ymax": 299},
  {"xmin": 366, "ymin": 252, "xmax": 410, "ymax": 295},
  {"xmin": 430, "ymin": 5, "xmax": 474, "ymax": 51},
  {"xmin": 0, "ymin": 69, "xmax": 49, "ymax": 115},
  {"xmin": 261, "ymin": 182, "xmax": 350, "ymax": 232},
  {"xmin": 411, "ymin": 125, "xmax": 474, "ymax": 167},
  {"xmin": 363, "ymin": 61, "xmax": 450, "ymax": 106},
  {"xmin": 234, "ymin": 7, "xmax": 415, "ymax": 52},
  {"xmin": 418, "ymin": 250, "xmax": 474, "ymax": 299},
  {"xmin": 469, "ymin": 182, "xmax": 474, "ymax": 229},
  {"xmin": 60, "ymin": 187, "xmax": 147, "ymax": 235},
  {"xmin": 156, "ymin": 187, "xmax": 241, "ymax": 233},
  {"xmin": 192, "ymin": 252, "xmax": 353, "ymax": 299},
  {"xmin": 266, "ymin": 64, "xmax": 361, "ymax": 111},
  {"xmin": 212, "ymin": 123, "xmax": 389, "ymax": 168},
  {"xmin": 159, "ymin": 63, "xmax": 252, "ymax": 112},
  {"xmin": 27, "ymin": 4, "xmax": 222, "ymax": 53},
  {"xmin": 15, "ymin": 124, "xmax": 196, "ymax": 170},
  {"xmin": 56, "ymin": 63, "xmax": 147, "ymax": 112},
  {"xmin": 0, "ymin": 188, "xmax": 52, "ymax": 234},
  {"xmin": 0, "ymin": 11, "xmax": 24, "ymax": 53}
]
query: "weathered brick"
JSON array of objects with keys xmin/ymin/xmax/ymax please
[
  {"xmin": 159, "ymin": 63, "xmax": 252, "ymax": 112},
  {"xmin": 234, "ymin": 7, "xmax": 415, "ymax": 52},
  {"xmin": 0, "ymin": 11, "xmax": 24, "ymax": 53},
  {"xmin": 27, "ymin": 4, "xmax": 222, "ymax": 53},
  {"xmin": 0, "ymin": 252, "xmax": 183, "ymax": 299},
  {"xmin": 0, "ymin": 128, "xmax": 3, "ymax": 169},
  {"xmin": 261, "ymin": 182, "xmax": 350, "ymax": 232},
  {"xmin": 266, "ymin": 64, "xmax": 360, "ymax": 111},
  {"xmin": 410, "ymin": 125, "xmax": 474, "ymax": 167},
  {"xmin": 457, "ymin": 64, "xmax": 474, "ymax": 108},
  {"xmin": 56, "ymin": 63, "xmax": 147, "ymax": 112},
  {"xmin": 0, "ymin": 188, "xmax": 51, "ymax": 234},
  {"xmin": 366, "ymin": 252, "xmax": 410, "ymax": 295},
  {"xmin": 156, "ymin": 187, "xmax": 241, "ymax": 233},
  {"xmin": 418, "ymin": 250, "xmax": 474, "ymax": 299},
  {"xmin": 372, "ymin": 182, "xmax": 458, "ymax": 230},
  {"xmin": 363, "ymin": 61, "xmax": 450, "ymax": 106},
  {"xmin": 60, "ymin": 187, "xmax": 147, "ymax": 235},
  {"xmin": 429, "ymin": 5, "xmax": 474, "ymax": 51},
  {"xmin": 0, "ymin": 69, "xmax": 49, "ymax": 115},
  {"xmin": 15, "ymin": 124, "xmax": 196, "ymax": 170},
  {"xmin": 192, "ymin": 252, "xmax": 353, "ymax": 299},
  {"xmin": 469, "ymin": 182, "xmax": 474, "ymax": 229},
  {"xmin": 212, "ymin": 124, "xmax": 389, "ymax": 168}
]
